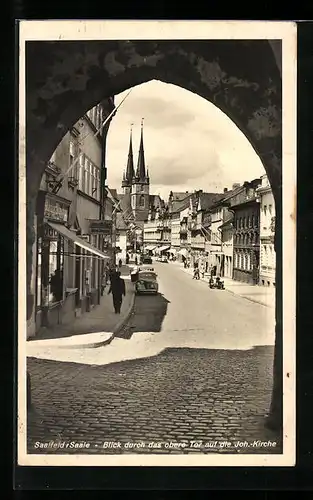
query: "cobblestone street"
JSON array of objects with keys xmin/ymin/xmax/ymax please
[{"xmin": 27, "ymin": 262, "xmax": 281, "ymax": 455}]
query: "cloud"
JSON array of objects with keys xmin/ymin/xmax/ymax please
[
  {"xmin": 106, "ymin": 80, "xmax": 265, "ymax": 198},
  {"xmin": 120, "ymin": 95, "xmax": 196, "ymax": 130}
]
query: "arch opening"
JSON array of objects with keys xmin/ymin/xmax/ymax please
[{"xmin": 24, "ymin": 39, "xmax": 283, "ymax": 433}]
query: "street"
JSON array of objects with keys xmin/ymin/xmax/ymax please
[{"xmin": 27, "ymin": 262, "xmax": 280, "ymax": 454}]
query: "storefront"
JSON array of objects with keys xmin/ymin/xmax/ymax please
[
  {"xmin": 157, "ymin": 244, "xmax": 170, "ymax": 256},
  {"xmin": 35, "ymin": 191, "xmax": 109, "ymax": 331}
]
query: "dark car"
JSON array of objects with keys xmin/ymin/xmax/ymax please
[
  {"xmin": 141, "ymin": 255, "xmax": 152, "ymax": 264},
  {"xmin": 135, "ymin": 269, "xmax": 158, "ymax": 295}
]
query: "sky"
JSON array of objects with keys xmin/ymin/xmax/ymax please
[{"xmin": 106, "ymin": 80, "xmax": 265, "ymax": 201}]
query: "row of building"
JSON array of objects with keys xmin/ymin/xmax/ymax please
[
  {"xmin": 142, "ymin": 176, "xmax": 276, "ymax": 287},
  {"xmin": 27, "ymin": 98, "xmax": 125, "ymax": 338},
  {"xmin": 111, "ymin": 123, "xmax": 276, "ymax": 289},
  {"xmin": 27, "ymin": 106, "xmax": 276, "ymax": 339}
]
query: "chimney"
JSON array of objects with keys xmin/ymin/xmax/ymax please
[
  {"xmin": 232, "ymin": 183, "xmax": 240, "ymax": 189},
  {"xmin": 223, "ymin": 187, "xmax": 228, "ymax": 193}
]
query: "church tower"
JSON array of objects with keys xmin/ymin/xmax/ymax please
[
  {"xmin": 131, "ymin": 118, "xmax": 150, "ymax": 222},
  {"xmin": 122, "ymin": 124, "xmax": 135, "ymax": 195}
]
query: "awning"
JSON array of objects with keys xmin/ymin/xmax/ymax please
[
  {"xmin": 158, "ymin": 245, "xmax": 170, "ymax": 252},
  {"xmin": 145, "ymin": 245, "xmax": 156, "ymax": 251},
  {"xmin": 178, "ymin": 248, "xmax": 188, "ymax": 257},
  {"xmin": 47, "ymin": 222, "xmax": 110, "ymax": 259}
]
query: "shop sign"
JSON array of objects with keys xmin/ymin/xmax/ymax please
[
  {"xmin": 44, "ymin": 197, "xmax": 68, "ymax": 222},
  {"xmin": 90, "ymin": 220, "xmax": 112, "ymax": 234}
]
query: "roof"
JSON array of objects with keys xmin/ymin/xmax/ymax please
[
  {"xmin": 170, "ymin": 192, "xmax": 192, "ymax": 213},
  {"xmin": 170, "ymin": 192, "xmax": 191, "ymax": 202},
  {"xmin": 115, "ymin": 212, "xmax": 128, "ymax": 230},
  {"xmin": 135, "ymin": 211, "xmax": 149, "ymax": 222},
  {"xmin": 109, "ymin": 188, "xmax": 118, "ymax": 200},
  {"xmin": 198, "ymin": 192, "xmax": 225, "ymax": 211}
]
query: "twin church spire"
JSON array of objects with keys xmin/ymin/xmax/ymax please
[{"xmin": 122, "ymin": 119, "xmax": 149, "ymax": 187}]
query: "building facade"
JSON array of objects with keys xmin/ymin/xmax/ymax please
[
  {"xmin": 187, "ymin": 191, "xmax": 225, "ymax": 271},
  {"xmin": 30, "ymin": 99, "xmax": 114, "ymax": 338},
  {"xmin": 231, "ymin": 179, "xmax": 262, "ymax": 284},
  {"xmin": 256, "ymin": 174, "xmax": 276, "ymax": 286}
]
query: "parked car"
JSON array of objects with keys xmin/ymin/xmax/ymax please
[
  {"xmin": 135, "ymin": 269, "xmax": 159, "ymax": 295},
  {"xmin": 141, "ymin": 254, "xmax": 152, "ymax": 264}
]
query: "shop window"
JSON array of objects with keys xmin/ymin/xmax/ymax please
[{"xmin": 48, "ymin": 237, "xmax": 64, "ymax": 303}]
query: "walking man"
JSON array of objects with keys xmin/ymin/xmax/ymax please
[{"xmin": 108, "ymin": 270, "xmax": 126, "ymax": 314}]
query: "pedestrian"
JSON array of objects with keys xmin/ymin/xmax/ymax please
[
  {"xmin": 108, "ymin": 270, "xmax": 126, "ymax": 314},
  {"xmin": 118, "ymin": 258, "xmax": 122, "ymax": 268}
]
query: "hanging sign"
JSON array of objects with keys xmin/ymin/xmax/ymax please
[
  {"xmin": 90, "ymin": 220, "xmax": 112, "ymax": 234},
  {"xmin": 44, "ymin": 197, "xmax": 69, "ymax": 222}
]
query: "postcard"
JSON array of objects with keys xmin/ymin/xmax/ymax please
[{"xmin": 17, "ymin": 20, "xmax": 296, "ymax": 467}]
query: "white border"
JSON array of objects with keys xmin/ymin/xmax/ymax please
[{"xmin": 18, "ymin": 20, "xmax": 297, "ymax": 468}]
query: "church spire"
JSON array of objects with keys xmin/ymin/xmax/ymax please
[
  {"xmin": 122, "ymin": 124, "xmax": 134, "ymax": 187},
  {"xmin": 135, "ymin": 118, "xmax": 147, "ymax": 182}
]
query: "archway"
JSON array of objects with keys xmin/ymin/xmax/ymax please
[{"xmin": 24, "ymin": 39, "xmax": 282, "ymax": 429}]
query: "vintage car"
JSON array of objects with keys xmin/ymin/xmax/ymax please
[
  {"xmin": 135, "ymin": 268, "xmax": 159, "ymax": 295},
  {"xmin": 141, "ymin": 254, "xmax": 152, "ymax": 264}
]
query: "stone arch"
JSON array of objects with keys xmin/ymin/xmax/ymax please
[{"xmin": 25, "ymin": 40, "xmax": 282, "ymax": 429}]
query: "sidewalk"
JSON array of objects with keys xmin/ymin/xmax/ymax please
[
  {"xmin": 27, "ymin": 266, "xmax": 135, "ymax": 350},
  {"xmin": 175, "ymin": 263, "xmax": 275, "ymax": 308}
]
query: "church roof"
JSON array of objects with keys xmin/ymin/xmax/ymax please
[
  {"xmin": 135, "ymin": 119, "xmax": 148, "ymax": 182},
  {"xmin": 122, "ymin": 126, "xmax": 135, "ymax": 187}
]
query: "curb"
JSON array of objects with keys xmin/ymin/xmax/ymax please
[
  {"xmin": 30, "ymin": 286, "xmax": 136, "ymax": 351},
  {"xmin": 112, "ymin": 287, "xmax": 136, "ymax": 337},
  {"xmin": 180, "ymin": 266, "xmax": 273, "ymax": 309},
  {"xmin": 67, "ymin": 287, "xmax": 136, "ymax": 349}
]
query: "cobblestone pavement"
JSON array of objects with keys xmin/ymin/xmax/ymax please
[{"xmin": 27, "ymin": 262, "xmax": 281, "ymax": 454}]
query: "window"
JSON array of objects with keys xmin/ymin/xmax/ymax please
[
  {"xmin": 139, "ymin": 195, "xmax": 145, "ymax": 208},
  {"xmin": 269, "ymin": 204, "xmax": 272, "ymax": 215},
  {"xmin": 247, "ymin": 216, "xmax": 250, "ymax": 228},
  {"xmin": 251, "ymin": 215, "xmax": 255, "ymax": 227},
  {"xmin": 141, "ymin": 184, "xmax": 144, "ymax": 191},
  {"xmin": 264, "ymin": 205, "xmax": 267, "ymax": 215},
  {"xmin": 69, "ymin": 141, "xmax": 76, "ymax": 178},
  {"xmin": 37, "ymin": 233, "xmax": 64, "ymax": 307},
  {"xmin": 78, "ymin": 153, "xmax": 84, "ymax": 191},
  {"xmin": 48, "ymin": 237, "xmax": 64, "ymax": 303}
]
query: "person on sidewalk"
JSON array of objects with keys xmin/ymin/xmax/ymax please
[
  {"xmin": 118, "ymin": 258, "xmax": 122, "ymax": 269},
  {"xmin": 108, "ymin": 271, "xmax": 126, "ymax": 314}
]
